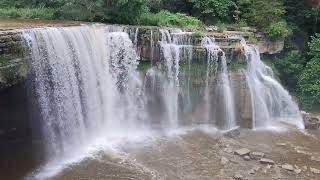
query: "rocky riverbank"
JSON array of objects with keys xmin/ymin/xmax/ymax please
[{"xmin": 55, "ymin": 128, "xmax": 320, "ymax": 180}]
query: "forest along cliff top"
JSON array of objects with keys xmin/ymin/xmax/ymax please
[{"xmin": 0, "ymin": 18, "xmax": 81, "ymax": 31}]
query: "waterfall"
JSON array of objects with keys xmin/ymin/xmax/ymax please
[
  {"xmin": 241, "ymin": 39, "xmax": 304, "ymax": 129},
  {"xmin": 219, "ymin": 54, "xmax": 237, "ymax": 129},
  {"xmin": 201, "ymin": 37, "xmax": 236, "ymax": 129},
  {"xmin": 201, "ymin": 37, "xmax": 219, "ymax": 124},
  {"xmin": 158, "ymin": 29, "xmax": 181, "ymax": 128},
  {"xmin": 20, "ymin": 24, "xmax": 306, "ymax": 179},
  {"xmin": 22, "ymin": 25, "xmax": 148, "ymax": 178}
]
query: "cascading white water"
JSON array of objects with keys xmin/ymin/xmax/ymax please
[
  {"xmin": 23, "ymin": 25, "xmax": 148, "ymax": 178},
  {"xmin": 158, "ymin": 29, "xmax": 181, "ymax": 128},
  {"xmin": 219, "ymin": 54, "xmax": 237, "ymax": 129},
  {"xmin": 201, "ymin": 37, "xmax": 236, "ymax": 129},
  {"xmin": 201, "ymin": 37, "xmax": 220, "ymax": 124},
  {"xmin": 21, "ymin": 24, "xmax": 306, "ymax": 179},
  {"xmin": 241, "ymin": 39, "xmax": 304, "ymax": 129},
  {"xmin": 24, "ymin": 26, "xmax": 112, "ymax": 159},
  {"xmin": 105, "ymin": 31, "xmax": 147, "ymax": 129}
]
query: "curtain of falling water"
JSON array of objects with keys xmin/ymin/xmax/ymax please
[
  {"xmin": 201, "ymin": 37, "xmax": 236, "ymax": 129},
  {"xmin": 241, "ymin": 39, "xmax": 304, "ymax": 129},
  {"xmin": 23, "ymin": 25, "xmax": 146, "ymax": 168}
]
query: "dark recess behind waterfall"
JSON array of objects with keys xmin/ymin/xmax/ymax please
[{"xmin": 0, "ymin": 80, "xmax": 43, "ymax": 144}]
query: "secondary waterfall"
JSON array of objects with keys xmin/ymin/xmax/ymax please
[
  {"xmin": 201, "ymin": 37, "xmax": 236, "ymax": 129},
  {"xmin": 241, "ymin": 39, "xmax": 304, "ymax": 129},
  {"xmin": 218, "ymin": 55, "xmax": 237, "ymax": 129}
]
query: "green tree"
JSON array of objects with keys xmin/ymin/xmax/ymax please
[
  {"xmin": 274, "ymin": 50, "xmax": 305, "ymax": 90},
  {"xmin": 238, "ymin": 0, "xmax": 285, "ymax": 28},
  {"xmin": 103, "ymin": 0, "xmax": 149, "ymax": 24},
  {"xmin": 298, "ymin": 34, "xmax": 320, "ymax": 109},
  {"xmin": 188, "ymin": 0, "xmax": 236, "ymax": 24}
]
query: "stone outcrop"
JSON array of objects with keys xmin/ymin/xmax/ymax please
[
  {"xmin": 0, "ymin": 31, "xmax": 27, "ymax": 91},
  {"xmin": 301, "ymin": 111, "xmax": 320, "ymax": 130},
  {"xmin": 230, "ymin": 71, "xmax": 253, "ymax": 128},
  {"xmin": 258, "ymin": 39, "xmax": 285, "ymax": 54}
]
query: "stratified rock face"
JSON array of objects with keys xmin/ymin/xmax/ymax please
[
  {"xmin": 230, "ymin": 71, "xmax": 253, "ymax": 128},
  {"xmin": 0, "ymin": 31, "xmax": 27, "ymax": 90},
  {"xmin": 258, "ymin": 39, "xmax": 285, "ymax": 54},
  {"xmin": 0, "ymin": 25, "xmax": 246, "ymax": 91}
]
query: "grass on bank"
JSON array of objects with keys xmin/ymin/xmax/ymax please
[
  {"xmin": 0, "ymin": 8, "xmax": 205, "ymax": 30},
  {"xmin": 0, "ymin": 7, "xmax": 56, "ymax": 20}
]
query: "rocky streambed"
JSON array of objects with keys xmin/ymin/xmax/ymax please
[{"xmin": 51, "ymin": 127, "xmax": 320, "ymax": 180}]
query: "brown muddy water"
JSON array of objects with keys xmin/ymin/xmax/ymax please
[{"xmin": 2, "ymin": 127, "xmax": 318, "ymax": 180}]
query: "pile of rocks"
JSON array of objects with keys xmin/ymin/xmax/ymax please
[{"xmin": 229, "ymin": 147, "xmax": 320, "ymax": 180}]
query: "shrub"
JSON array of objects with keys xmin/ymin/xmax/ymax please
[
  {"xmin": 191, "ymin": 31, "xmax": 204, "ymax": 38},
  {"xmin": 217, "ymin": 22, "xmax": 226, "ymax": 33},
  {"xmin": 263, "ymin": 21, "xmax": 291, "ymax": 40},
  {"xmin": 138, "ymin": 11, "xmax": 205, "ymax": 30}
]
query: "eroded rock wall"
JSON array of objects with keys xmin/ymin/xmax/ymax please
[{"xmin": 0, "ymin": 31, "xmax": 27, "ymax": 91}]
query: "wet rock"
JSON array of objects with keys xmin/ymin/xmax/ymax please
[
  {"xmin": 221, "ymin": 156, "xmax": 229, "ymax": 165},
  {"xmin": 302, "ymin": 112, "xmax": 320, "ymax": 130},
  {"xmin": 310, "ymin": 167, "xmax": 320, "ymax": 174},
  {"xmin": 261, "ymin": 164, "xmax": 273, "ymax": 174},
  {"xmin": 224, "ymin": 127, "xmax": 241, "ymax": 138},
  {"xmin": 259, "ymin": 158, "xmax": 275, "ymax": 165},
  {"xmin": 276, "ymin": 143, "xmax": 287, "ymax": 146},
  {"xmin": 311, "ymin": 156, "xmax": 320, "ymax": 162},
  {"xmin": 235, "ymin": 148, "xmax": 250, "ymax": 156},
  {"xmin": 294, "ymin": 168, "xmax": 302, "ymax": 174},
  {"xmin": 223, "ymin": 148, "xmax": 233, "ymax": 153},
  {"xmin": 234, "ymin": 173, "xmax": 244, "ymax": 180},
  {"xmin": 243, "ymin": 155, "xmax": 251, "ymax": 161},
  {"xmin": 302, "ymin": 166, "xmax": 308, "ymax": 171},
  {"xmin": 281, "ymin": 164, "xmax": 294, "ymax": 171},
  {"xmin": 250, "ymin": 152, "xmax": 265, "ymax": 160},
  {"xmin": 248, "ymin": 166, "xmax": 260, "ymax": 175},
  {"xmin": 248, "ymin": 169, "xmax": 256, "ymax": 175}
]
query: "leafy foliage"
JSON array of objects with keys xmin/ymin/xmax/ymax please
[
  {"xmin": 187, "ymin": 0, "xmax": 236, "ymax": 24},
  {"xmin": 297, "ymin": 34, "xmax": 320, "ymax": 110},
  {"xmin": 139, "ymin": 11, "xmax": 205, "ymax": 30},
  {"xmin": 242, "ymin": 0, "xmax": 285, "ymax": 28},
  {"xmin": 103, "ymin": 0, "xmax": 149, "ymax": 24},
  {"xmin": 263, "ymin": 21, "xmax": 291, "ymax": 39},
  {"xmin": 274, "ymin": 50, "xmax": 305, "ymax": 90}
]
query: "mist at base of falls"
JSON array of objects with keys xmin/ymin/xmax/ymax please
[{"xmin": 21, "ymin": 24, "xmax": 304, "ymax": 179}]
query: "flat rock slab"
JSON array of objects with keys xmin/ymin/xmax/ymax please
[
  {"xmin": 282, "ymin": 164, "xmax": 294, "ymax": 171},
  {"xmin": 235, "ymin": 148, "xmax": 250, "ymax": 156},
  {"xmin": 259, "ymin": 158, "xmax": 275, "ymax": 165}
]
